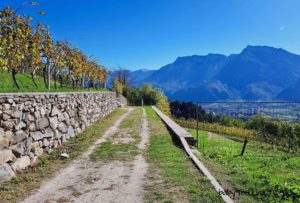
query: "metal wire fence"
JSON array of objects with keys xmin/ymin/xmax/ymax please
[{"xmin": 181, "ymin": 101, "xmax": 300, "ymax": 156}]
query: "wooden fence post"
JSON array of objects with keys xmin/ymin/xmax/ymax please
[{"xmin": 240, "ymin": 138, "xmax": 248, "ymax": 156}]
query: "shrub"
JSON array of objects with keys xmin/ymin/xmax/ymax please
[{"xmin": 126, "ymin": 84, "xmax": 171, "ymax": 115}]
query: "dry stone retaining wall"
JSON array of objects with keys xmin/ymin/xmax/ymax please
[{"xmin": 0, "ymin": 92, "xmax": 126, "ymax": 183}]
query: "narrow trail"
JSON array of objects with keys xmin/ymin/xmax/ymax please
[{"xmin": 22, "ymin": 107, "xmax": 150, "ymax": 203}]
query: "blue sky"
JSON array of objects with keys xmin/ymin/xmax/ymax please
[{"xmin": 5, "ymin": 0, "xmax": 300, "ymax": 70}]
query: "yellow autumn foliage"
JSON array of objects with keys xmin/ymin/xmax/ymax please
[{"xmin": 175, "ymin": 119, "xmax": 257, "ymax": 138}]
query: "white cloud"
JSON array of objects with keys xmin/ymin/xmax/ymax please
[{"xmin": 280, "ymin": 25, "xmax": 285, "ymax": 31}]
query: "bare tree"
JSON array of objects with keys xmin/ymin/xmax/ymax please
[{"xmin": 110, "ymin": 66, "xmax": 136, "ymax": 88}]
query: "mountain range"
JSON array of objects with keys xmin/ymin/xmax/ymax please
[{"xmin": 131, "ymin": 45, "xmax": 300, "ymax": 101}]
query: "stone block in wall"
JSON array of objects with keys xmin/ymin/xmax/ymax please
[
  {"xmin": 63, "ymin": 112, "xmax": 70, "ymax": 125},
  {"xmin": 0, "ymin": 163, "xmax": 15, "ymax": 183},
  {"xmin": 0, "ymin": 92, "xmax": 127, "ymax": 175},
  {"xmin": 43, "ymin": 139, "xmax": 50, "ymax": 147},
  {"xmin": 33, "ymin": 147, "xmax": 43, "ymax": 157},
  {"xmin": 11, "ymin": 156, "xmax": 31, "ymax": 172},
  {"xmin": 58, "ymin": 123, "xmax": 68, "ymax": 134},
  {"xmin": 54, "ymin": 129, "xmax": 62, "ymax": 139},
  {"xmin": 19, "ymin": 103, "xmax": 24, "ymax": 111},
  {"xmin": 30, "ymin": 129, "xmax": 53, "ymax": 142},
  {"xmin": 11, "ymin": 142, "xmax": 26, "ymax": 157},
  {"xmin": 44, "ymin": 128, "xmax": 54, "ymax": 138},
  {"xmin": 15, "ymin": 121, "xmax": 26, "ymax": 131},
  {"xmin": 51, "ymin": 106, "xmax": 61, "ymax": 117},
  {"xmin": 58, "ymin": 112, "xmax": 65, "ymax": 122},
  {"xmin": 12, "ymin": 130, "xmax": 28, "ymax": 145},
  {"xmin": 68, "ymin": 110, "xmax": 76, "ymax": 118},
  {"xmin": 2, "ymin": 113, "xmax": 11, "ymax": 121},
  {"xmin": 0, "ymin": 128, "xmax": 4, "ymax": 137},
  {"xmin": 67, "ymin": 126, "xmax": 75, "ymax": 138},
  {"xmin": 40, "ymin": 107, "xmax": 46, "ymax": 117},
  {"xmin": 0, "ymin": 149, "xmax": 16, "ymax": 164},
  {"xmin": 28, "ymin": 122, "xmax": 36, "ymax": 132},
  {"xmin": 70, "ymin": 118, "xmax": 76, "ymax": 127},
  {"xmin": 2, "ymin": 104, "xmax": 10, "ymax": 111},
  {"xmin": 75, "ymin": 127, "xmax": 82, "ymax": 134},
  {"xmin": 24, "ymin": 113, "xmax": 35, "ymax": 122},
  {"xmin": 49, "ymin": 116, "xmax": 58, "ymax": 129},
  {"xmin": 2, "ymin": 120, "xmax": 14, "ymax": 131},
  {"xmin": 0, "ymin": 131, "xmax": 13, "ymax": 148},
  {"xmin": 7, "ymin": 99, "xmax": 13, "ymax": 104},
  {"xmin": 11, "ymin": 110, "xmax": 22, "ymax": 119},
  {"xmin": 30, "ymin": 142, "xmax": 39, "ymax": 152},
  {"xmin": 34, "ymin": 111, "xmax": 41, "ymax": 120},
  {"xmin": 35, "ymin": 117, "xmax": 50, "ymax": 130},
  {"xmin": 30, "ymin": 131, "xmax": 44, "ymax": 141},
  {"xmin": 24, "ymin": 137, "xmax": 33, "ymax": 153}
]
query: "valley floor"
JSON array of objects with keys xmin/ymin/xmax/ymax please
[{"xmin": 0, "ymin": 107, "xmax": 220, "ymax": 203}]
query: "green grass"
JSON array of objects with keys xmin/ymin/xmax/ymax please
[
  {"xmin": 144, "ymin": 107, "xmax": 222, "ymax": 203},
  {"xmin": 188, "ymin": 128, "xmax": 300, "ymax": 202},
  {"xmin": 0, "ymin": 70, "xmax": 106, "ymax": 93},
  {"xmin": 90, "ymin": 107, "xmax": 143, "ymax": 161},
  {"xmin": 90, "ymin": 141, "xmax": 139, "ymax": 161},
  {"xmin": 119, "ymin": 107, "xmax": 142, "ymax": 129},
  {"xmin": 0, "ymin": 108, "xmax": 126, "ymax": 202},
  {"xmin": 118, "ymin": 107, "xmax": 143, "ymax": 143}
]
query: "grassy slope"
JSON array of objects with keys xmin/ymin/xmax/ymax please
[
  {"xmin": 145, "ymin": 107, "xmax": 222, "ymax": 203},
  {"xmin": 0, "ymin": 108, "xmax": 127, "ymax": 202},
  {"xmin": 188, "ymin": 129, "xmax": 300, "ymax": 202},
  {"xmin": 0, "ymin": 71, "xmax": 106, "ymax": 93}
]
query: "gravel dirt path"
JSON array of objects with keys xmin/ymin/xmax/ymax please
[{"xmin": 22, "ymin": 107, "xmax": 150, "ymax": 203}]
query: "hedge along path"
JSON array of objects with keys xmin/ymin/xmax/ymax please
[{"xmin": 22, "ymin": 107, "xmax": 149, "ymax": 203}]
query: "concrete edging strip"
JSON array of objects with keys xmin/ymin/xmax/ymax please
[{"xmin": 152, "ymin": 106, "xmax": 234, "ymax": 203}]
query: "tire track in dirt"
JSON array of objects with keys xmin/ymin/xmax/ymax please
[{"xmin": 22, "ymin": 107, "xmax": 150, "ymax": 203}]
